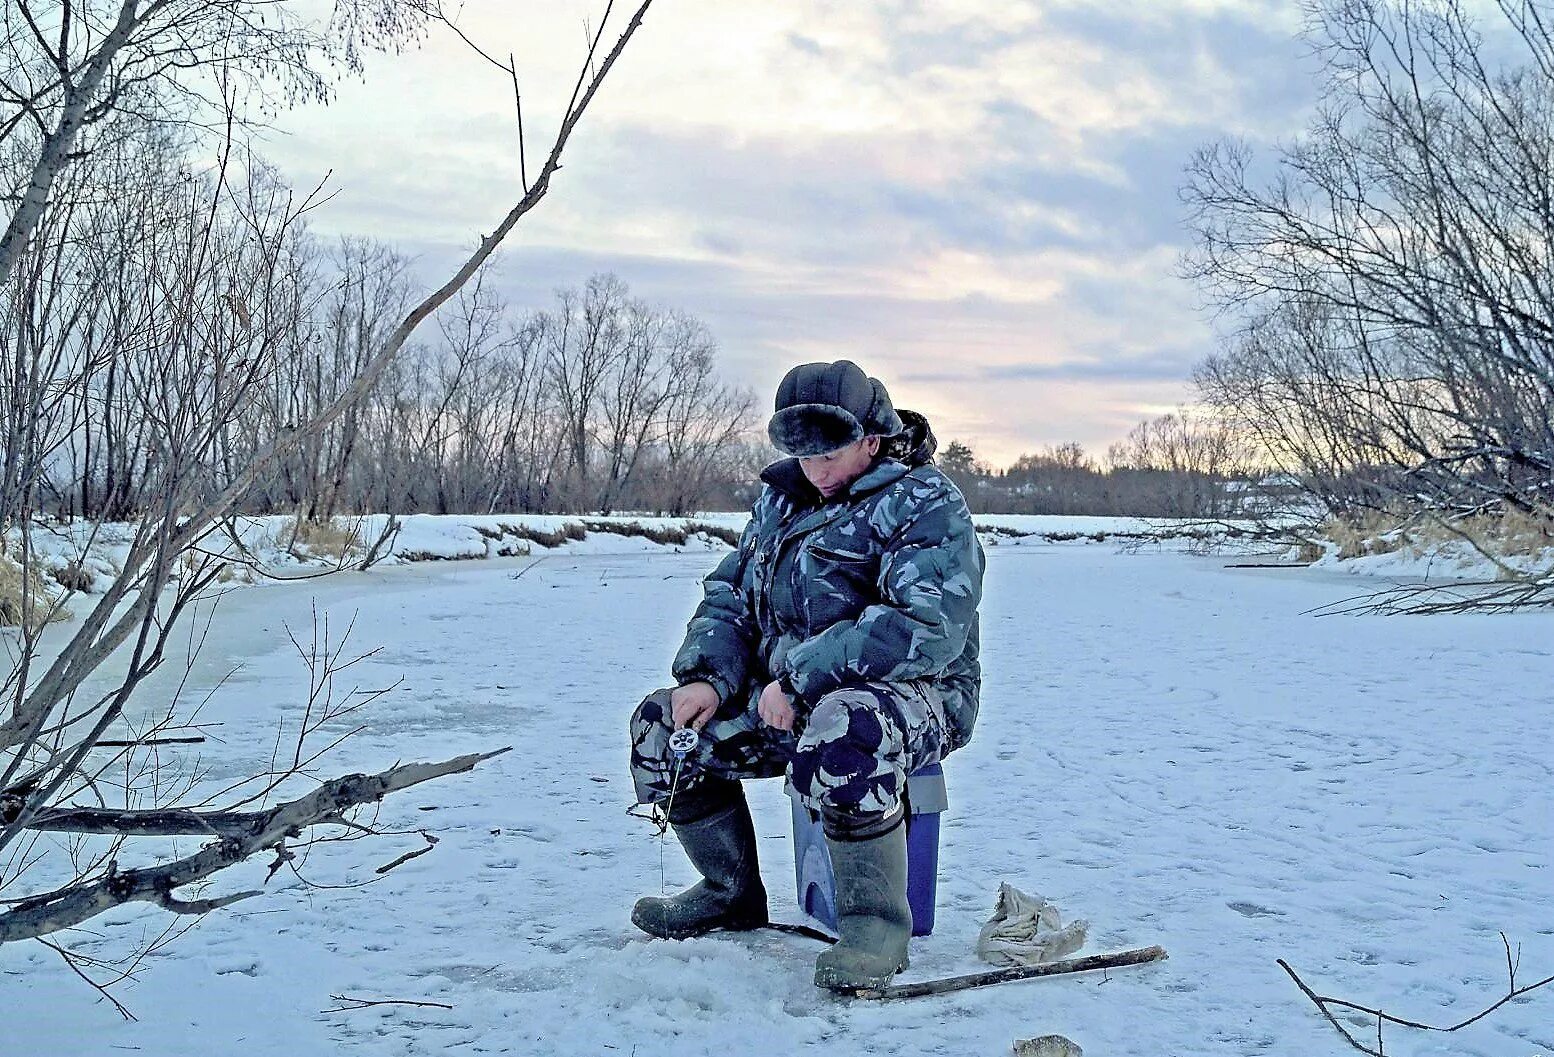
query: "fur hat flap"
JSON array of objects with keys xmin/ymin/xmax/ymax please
[{"xmin": 768, "ymin": 402, "xmax": 865, "ymax": 457}]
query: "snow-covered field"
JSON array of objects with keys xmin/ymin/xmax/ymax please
[{"xmin": 6, "ymin": 540, "xmax": 1553, "ymax": 1056}]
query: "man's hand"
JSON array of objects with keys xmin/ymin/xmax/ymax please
[
  {"xmin": 758, "ymin": 679, "xmax": 796, "ymax": 732},
  {"xmin": 670, "ymin": 681, "xmax": 720, "ymax": 731}
]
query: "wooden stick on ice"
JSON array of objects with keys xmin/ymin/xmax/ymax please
[{"xmin": 859, "ymin": 945, "xmax": 1169, "ymax": 1001}]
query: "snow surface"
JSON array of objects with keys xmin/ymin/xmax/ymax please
[{"xmin": 6, "ymin": 543, "xmax": 1553, "ymax": 1056}]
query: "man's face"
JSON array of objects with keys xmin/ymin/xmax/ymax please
[{"xmin": 799, "ymin": 436, "xmax": 880, "ymax": 498}]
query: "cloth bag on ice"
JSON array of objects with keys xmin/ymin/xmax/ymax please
[{"xmin": 976, "ymin": 882, "xmax": 1088, "ymax": 967}]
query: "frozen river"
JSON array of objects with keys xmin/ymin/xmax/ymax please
[{"xmin": 8, "ymin": 542, "xmax": 1553, "ymax": 1056}]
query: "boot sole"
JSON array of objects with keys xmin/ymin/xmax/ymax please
[{"xmin": 814, "ymin": 955, "xmax": 909, "ymax": 992}]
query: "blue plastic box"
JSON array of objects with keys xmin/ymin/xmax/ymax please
[{"xmin": 789, "ymin": 764, "xmax": 946, "ymax": 937}]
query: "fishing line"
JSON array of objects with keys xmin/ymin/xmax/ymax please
[{"xmin": 658, "ymin": 727, "xmax": 699, "ymax": 894}]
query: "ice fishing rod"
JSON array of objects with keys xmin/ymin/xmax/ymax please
[
  {"xmin": 663, "ymin": 728, "xmax": 699, "ymax": 815},
  {"xmin": 652, "ymin": 727, "xmax": 702, "ymax": 894}
]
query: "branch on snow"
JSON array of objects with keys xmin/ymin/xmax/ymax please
[
  {"xmin": 0, "ymin": 747, "xmax": 511, "ymax": 944},
  {"xmin": 26, "ymin": 806, "xmax": 272, "ymax": 838},
  {"xmin": 1280, "ymin": 934, "xmax": 1554, "ymax": 1056},
  {"xmin": 1313, "ymin": 576, "xmax": 1554, "ymax": 615}
]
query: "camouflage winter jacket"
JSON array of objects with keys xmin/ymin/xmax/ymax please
[{"xmin": 672, "ymin": 414, "xmax": 985, "ymax": 751}]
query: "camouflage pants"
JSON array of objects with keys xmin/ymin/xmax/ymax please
[{"xmin": 629, "ymin": 681, "xmax": 947, "ymax": 816}]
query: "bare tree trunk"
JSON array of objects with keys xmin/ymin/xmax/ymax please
[{"xmin": 0, "ymin": 0, "xmax": 145, "ymax": 289}]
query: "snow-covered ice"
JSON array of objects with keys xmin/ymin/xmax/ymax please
[{"xmin": 6, "ymin": 542, "xmax": 1552, "ymax": 1056}]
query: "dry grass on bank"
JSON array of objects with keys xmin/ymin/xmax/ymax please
[
  {"xmin": 582, "ymin": 519, "xmax": 740, "ymax": 547},
  {"xmin": 471, "ymin": 519, "xmax": 740, "ymax": 551},
  {"xmin": 0, "ymin": 555, "xmax": 71, "ymax": 630},
  {"xmin": 1319, "ymin": 506, "xmax": 1554, "ymax": 567},
  {"xmin": 287, "ymin": 516, "xmax": 364, "ymax": 561}
]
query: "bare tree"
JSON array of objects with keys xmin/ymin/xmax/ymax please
[
  {"xmin": 0, "ymin": 1, "xmax": 434, "ymax": 291},
  {"xmin": 0, "ymin": 0, "xmax": 657, "ymax": 997},
  {"xmin": 652, "ymin": 323, "xmax": 754, "ymax": 514},
  {"xmin": 1183, "ymin": 0, "xmax": 1554, "ymax": 600},
  {"xmin": 275, "ymin": 238, "xmax": 413, "ymax": 522},
  {"xmin": 595, "ymin": 298, "xmax": 672, "ymax": 512},
  {"xmin": 541, "ymin": 272, "xmax": 627, "ymax": 505},
  {"xmin": 425, "ymin": 271, "xmax": 532, "ymax": 513}
]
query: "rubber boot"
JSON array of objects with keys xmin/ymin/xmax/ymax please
[
  {"xmin": 631, "ymin": 780, "xmax": 768, "ymax": 939},
  {"xmin": 814, "ymin": 808, "xmax": 912, "ymax": 992}
]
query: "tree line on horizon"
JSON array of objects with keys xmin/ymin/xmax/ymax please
[
  {"xmin": 0, "ymin": 104, "xmax": 1264, "ymax": 530},
  {"xmin": 1, "ymin": 129, "xmax": 757, "ymax": 526},
  {"xmin": 931, "ymin": 415, "xmax": 1261, "ymax": 521},
  {"xmin": 5, "ymin": 4, "xmax": 1552, "ymax": 541}
]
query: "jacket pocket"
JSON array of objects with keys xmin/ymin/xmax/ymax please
[
  {"xmin": 804, "ymin": 542, "xmax": 872, "ymax": 564},
  {"xmin": 797, "ymin": 541, "xmax": 877, "ymax": 632}
]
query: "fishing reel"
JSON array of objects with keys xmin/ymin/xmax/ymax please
[{"xmin": 668, "ymin": 728, "xmax": 699, "ymax": 759}]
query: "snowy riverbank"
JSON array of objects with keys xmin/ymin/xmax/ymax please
[
  {"xmin": 24, "ymin": 511, "xmax": 1546, "ymax": 612},
  {"xmin": 16, "ymin": 511, "xmax": 1257, "ymax": 591}
]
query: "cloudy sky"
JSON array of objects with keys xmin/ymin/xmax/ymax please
[{"xmin": 268, "ymin": 0, "xmax": 1322, "ymax": 466}]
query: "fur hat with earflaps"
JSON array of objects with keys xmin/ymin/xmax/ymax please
[{"xmin": 767, "ymin": 360, "xmax": 905, "ymax": 457}]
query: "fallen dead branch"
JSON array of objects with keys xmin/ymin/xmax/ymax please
[
  {"xmin": 1280, "ymin": 934, "xmax": 1554, "ymax": 1056},
  {"xmin": 375, "ymin": 832, "xmax": 439, "ymax": 875},
  {"xmin": 1311, "ymin": 577, "xmax": 1554, "ymax": 616},
  {"xmin": 0, "ymin": 748, "xmax": 510, "ymax": 943},
  {"xmin": 321, "ymin": 993, "xmax": 454, "ymax": 1014}
]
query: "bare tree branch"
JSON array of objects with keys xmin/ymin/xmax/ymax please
[
  {"xmin": 1280, "ymin": 937, "xmax": 1554, "ymax": 1056},
  {"xmin": 0, "ymin": 747, "xmax": 510, "ymax": 943}
]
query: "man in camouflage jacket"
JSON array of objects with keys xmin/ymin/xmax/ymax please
[{"xmin": 629, "ymin": 360, "xmax": 984, "ymax": 993}]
